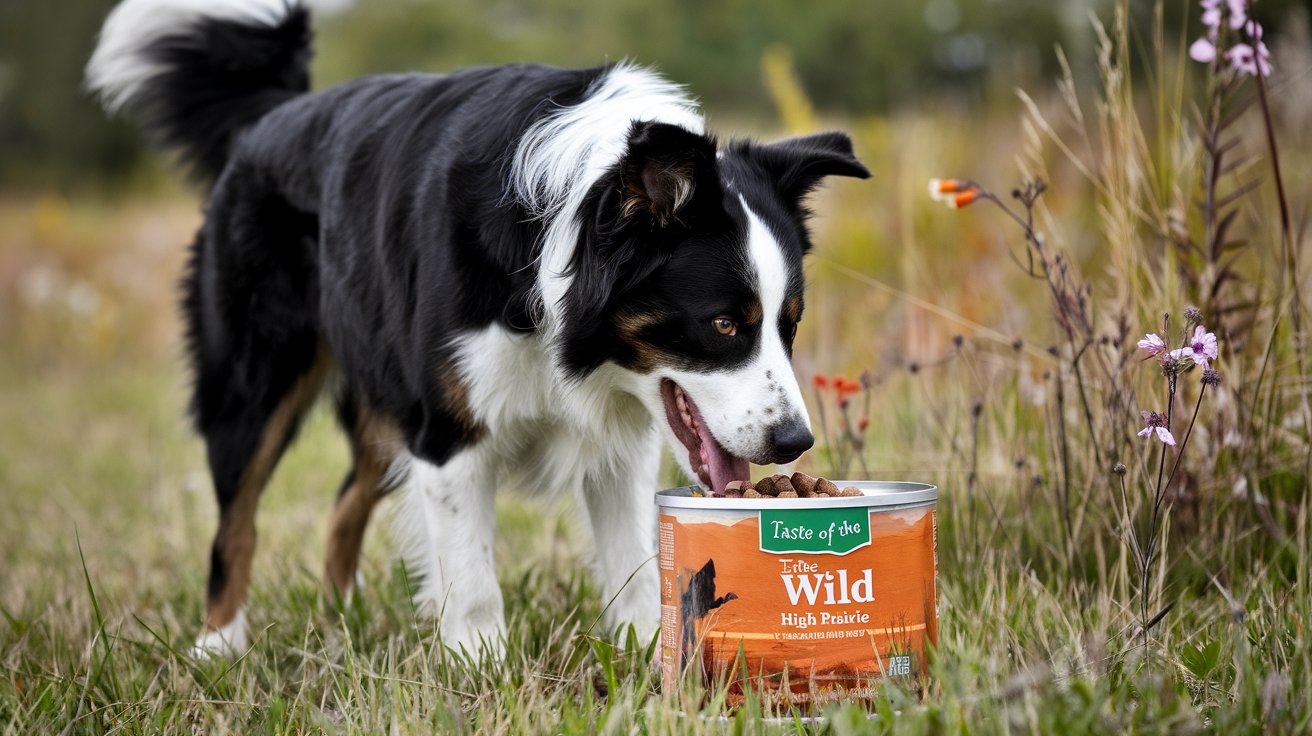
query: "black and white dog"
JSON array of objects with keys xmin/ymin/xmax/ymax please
[{"xmin": 87, "ymin": 0, "xmax": 868, "ymax": 657}]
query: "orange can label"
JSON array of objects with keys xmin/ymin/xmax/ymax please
[{"xmin": 659, "ymin": 504, "xmax": 937, "ymax": 708}]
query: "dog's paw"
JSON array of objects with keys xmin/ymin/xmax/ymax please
[
  {"xmin": 190, "ymin": 610, "xmax": 248, "ymax": 660},
  {"xmin": 440, "ymin": 609, "xmax": 507, "ymax": 666}
]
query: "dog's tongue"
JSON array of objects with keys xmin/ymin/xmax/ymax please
[{"xmin": 697, "ymin": 420, "xmax": 750, "ymax": 494}]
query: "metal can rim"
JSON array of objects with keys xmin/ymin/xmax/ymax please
[{"xmin": 655, "ymin": 480, "xmax": 937, "ymax": 510}]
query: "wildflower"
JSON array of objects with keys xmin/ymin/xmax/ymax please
[
  {"xmin": 835, "ymin": 377, "xmax": 862, "ymax": 397},
  {"xmin": 1189, "ymin": 0, "xmax": 1272, "ymax": 77},
  {"xmin": 1184, "ymin": 306, "xmax": 1203, "ymax": 325},
  {"xmin": 928, "ymin": 178, "xmax": 979, "ymax": 208},
  {"xmin": 857, "ymin": 416, "xmax": 870, "ymax": 432},
  {"xmin": 948, "ymin": 190, "xmax": 979, "ymax": 209},
  {"xmin": 1202, "ymin": 367, "xmax": 1221, "ymax": 387},
  {"xmin": 1229, "ymin": 34, "xmax": 1273, "ymax": 78},
  {"xmin": 1137, "ymin": 333, "xmax": 1167, "ymax": 357},
  {"xmin": 813, "ymin": 374, "xmax": 829, "ymax": 389},
  {"xmin": 927, "ymin": 178, "xmax": 964, "ymax": 201},
  {"xmin": 1138, "ymin": 411, "xmax": 1177, "ymax": 446},
  {"xmin": 1182, "ymin": 325, "xmax": 1219, "ymax": 367}
]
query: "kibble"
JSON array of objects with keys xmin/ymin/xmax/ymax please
[{"xmin": 706, "ymin": 472, "xmax": 867, "ymax": 500}]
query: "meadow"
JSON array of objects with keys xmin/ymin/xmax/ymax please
[{"xmin": 1, "ymin": 3, "xmax": 1310, "ymax": 733}]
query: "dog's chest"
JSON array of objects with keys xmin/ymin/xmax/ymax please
[{"xmin": 453, "ymin": 324, "xmax": 651, "ymax": 459}]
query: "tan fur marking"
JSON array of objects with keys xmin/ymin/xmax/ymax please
[
  {"xmin": 613, "ymin": 310, "xmax": 674, "ymax": 373},
  {"xmin": 437, "ymin": 362, "xmax": 487, "ymax": 442},
  {"xmin": 743, "ymin": 299, "xmax": 763, "ymax": 326},
  {"xmin": 323, "ymin": 404, "xmax": 403, "ymax": 599},
  {"xmin": 784, "ymin": 296, "xmax": 803, "ymax": 324},
  {"xmin": 203, "ymin": 345, "xmax": 332, "ymax": 632}
]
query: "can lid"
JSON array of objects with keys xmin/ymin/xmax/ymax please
[{"xmin": 654, "ymin": 480, "xmax": 937, "ymax": 509}]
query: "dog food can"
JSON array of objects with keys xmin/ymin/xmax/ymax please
[{"xmin": 656, "ymin": 481, "xmax": 938, "ymax": 709}]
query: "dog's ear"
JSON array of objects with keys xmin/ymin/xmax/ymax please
[
  {"xmin": 618, "ymin": 121, "xmax": 718, "ymax": 227},
  {"xmin": 740, "ymin": 131, "xmax": 870, "ymax": 204}
]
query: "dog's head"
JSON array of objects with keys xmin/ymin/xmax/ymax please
[{"xmin": 558, "ymin": 122, "xmax": 869, "ymax": 492}]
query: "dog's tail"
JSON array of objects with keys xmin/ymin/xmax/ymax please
[{"xmin": 86, "ymin": 0, "xmax": 312, "ymax": 181}]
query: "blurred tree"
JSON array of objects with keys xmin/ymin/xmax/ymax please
[
  {"xmin": 1, "ymin": 0, "xmax": 1306, "ymax": 189},
  {"xmin": 0, "ymin": 0, "xmax": 145, "ymax": 188}
]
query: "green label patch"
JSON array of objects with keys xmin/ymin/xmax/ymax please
[{"xmin": 759, "ymin": 506, "xmax": 872, "ymax": 555}]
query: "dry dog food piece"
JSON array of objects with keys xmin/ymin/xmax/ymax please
[
  {"xmin": 815, "ymin": 478, "xmax": 841, "ymax": 497},
  {"xmin": 777, "ymin": 490, "xmax": 799, "ymax": 498},
  {"xmin": 790, "ymin": 472, "xmax": 819, "ymax": 497},
  {"xmin": 724, "ymin": 480, "xmax": 747, "ymax": 492},
  {"xmin": 840, "ymin": 486, "xmax": 863, "ymax": 497},
  {"xmin": 743, "ymin": 487, "xmax": 764, "ymax": 499},
  {"xmin": 753, "ymin": 476, "xmax": 779, "ymax": 496}
]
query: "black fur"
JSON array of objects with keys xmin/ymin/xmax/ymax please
[{"xmin": 141, "ymin": 7, "xmax": 312, "ymax": 180}]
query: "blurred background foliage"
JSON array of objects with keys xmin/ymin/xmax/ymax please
[{"xmin": 1, "ymin": 0, "xmax": 1307, "ymax": 190}]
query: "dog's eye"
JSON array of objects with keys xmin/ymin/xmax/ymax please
[{"xmin": 712, "ymin": 317, "xmax": 737, "ymax": 337}]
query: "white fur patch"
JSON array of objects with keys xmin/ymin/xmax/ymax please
[
  {"xmin": 86, "ymin": 0, "xmax": 296, "ymax": 113},
  {"xmin": 191, "ymin": 608, "xmax": 248, "ymax": 658},
  {"xmin": 387, "ymin": 450, "xmax": 506, "ymax": 657},
  {"xmin": 508, "ymin": 63, "xmax": 704, "ymax": 337}
]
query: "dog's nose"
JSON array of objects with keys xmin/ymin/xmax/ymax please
[{"xmin": 770, "ymin": 419, "xmax": 814, "ymax": 463}]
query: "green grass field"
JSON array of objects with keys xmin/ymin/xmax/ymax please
[{"xmin": 3, "ymin": 4, "xmax": 1311, "ymax": 733}]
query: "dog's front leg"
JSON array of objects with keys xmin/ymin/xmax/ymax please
[
  {"xmin": 391, "ymin": 450, "xmax": 505, "ymax": 659},
  {"xmin": 582, "ymin": 436, "xmax": 662, "ymax": 639}
]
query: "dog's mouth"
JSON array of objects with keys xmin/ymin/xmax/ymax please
[{"xmin": 661, "ymin": 379, "xmax": 751, "ymax": 494}]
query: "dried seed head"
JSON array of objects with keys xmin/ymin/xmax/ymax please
[
  {"xmin": 1112, "ymin": 463, "xmax": 1127, "ymax": 476},
  {"xmin": 952, "ymin": 334, "xmax": 964, "ymax": 348},
  {"xmin": 1202, "ymin": 368, "xmax": 1221, "ymax": 387},
  {"xmin": 1184, "ymin": 306, "xmax": 1203, "ymax": 325},
  {"xmin": 1011, "ymin": 338, "xmax": 1024, "ymax": 352}
]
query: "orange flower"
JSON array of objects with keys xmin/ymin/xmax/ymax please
[
  {"xmin": 948, "ymin": 189, "xmax": 979, "ymax": 209},
  {"xmin": 857, "ymin": 416, "xmax": 870, "ymax": 431},
  {"xmin": 813, "ymin": 374, "xmax": 829, "ymax": 389},
  {"xmin": 927, "ymin": 178, "xmax": 963, "ymax": 200}
]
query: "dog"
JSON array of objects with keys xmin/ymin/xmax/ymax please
[{"xmin": 87, "ymin": 0, "xmax": 869, "ymax": 658}]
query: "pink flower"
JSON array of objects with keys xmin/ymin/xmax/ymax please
[
  {"xmin": 1190, "ymin": 37, "xmax": 1217, "ymax": 63},
  {"xmin": 1137, "ymin": 333, "xmax": 1167, "ymax": 357},
  {"xmin": 1190, "ymin": 1, "xmax": 1273, "ymax": 78},
  {"xmin": 1138, "ymin": 411, "xmax": 1177, "ymax": 446},
  {"xmin": 1229, "ymin": 38, "xmax": 1273, "ymax": 78},
  {"xmin": 1184, "ymin": 325, "xmax": 1219, "ymax": 367}
]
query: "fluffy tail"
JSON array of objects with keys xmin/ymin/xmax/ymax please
[{"xmin": 86, "ymin": 0, "xmax": 312, "ymax": 180}]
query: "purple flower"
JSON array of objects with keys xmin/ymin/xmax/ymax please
[
  {"xmin": 1139, "ymin": 411, "xmax": 1177, "ymax": 446},
  {"xmin": 1182, "ymin": 325, "xmax": 1219, "ymax": 367},
  {"xmin": 1137, "ymin": 333, "xmax": 1167, "ymax": 357},
  {"xmin": 1190, "ymin": 0, "xmax": 1273, "ymax": 78},
  {"xmin": 1229, "ymin": 36, "xmax": 1273, "ymax": 78},
  {"xmin": 1190, "ymin": 37, "xmax": 1218, "ymax": 63}
]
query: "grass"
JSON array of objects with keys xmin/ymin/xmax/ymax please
[{"xmin": 2, "ymin": 2, "xmax": 1311, "ymax": 732}]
